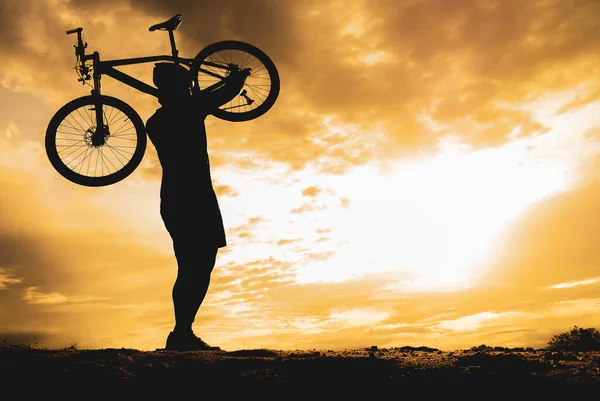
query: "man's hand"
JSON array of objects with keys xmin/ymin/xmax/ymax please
[
  {"xmin": 194, "ymin": 67, "xmax": 252, "ymax": 112},
  {"xmin": 227, "ymin": 67, "xmax": 251, "ymax": 82}
]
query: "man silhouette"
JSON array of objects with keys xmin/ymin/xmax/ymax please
[{"xmin": 145, "ymin": 62, "xmax": 249, "ymax": 351}]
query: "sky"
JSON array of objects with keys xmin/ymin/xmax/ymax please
[{"xmin": 1, "ymin": 0, "xmax": 600, "ymax": 351}]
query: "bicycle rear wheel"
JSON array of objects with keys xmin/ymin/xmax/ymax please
[
  {"xmin": 45, "ymin": 95, "xmax": 147, "ymax": 187},
  {"xmin": 190, "ymin": 40, "xmax": 280, "ymax": 122}
]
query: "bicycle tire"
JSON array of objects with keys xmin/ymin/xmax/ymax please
[
  {"xmin": 190, "ymin": 40, "xmax": 280, "ymax": 122},
  {"xmin": 45, "ymin": 95, "xmax": 147, "ymax": 187}
]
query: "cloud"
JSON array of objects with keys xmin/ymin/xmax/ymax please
[
  {"xmin": 481, "ymin": 155, "xmax": 600, "ymax": 288},
  {"xmin": 301, "ymin": 185, "xmax": 322, "ymax": 197},
  {"xmin": 544, "ymin": 277, "xmax": 600, "ymax": 290},
  {"xmin": 0, "ymin": 268, "xmax": 23, "ymax": 289},
  {"xmin": 214, "ymin": 184, "xmax": 239, "ymax": 197},
  {"xmin": 436, "ymin": 311, "xmax": 534, "ymax": 332},
  {"xmin": 5, "ymin": 0, "xmax": 597, "ymax": 175},
  {"xmin": 329, "ymin": 308, "xmax": 391, "ymax": 327},
  {"xmin": 290, "ymin": 203, "xmax": 327, "ymax": 214},
  {"xmin": 22, "ymin": 287, "xmax": 107, "ymax": 305},
  {"xmin": 23, "ymin": 287, "xmax": 70, "ymax": 305}
]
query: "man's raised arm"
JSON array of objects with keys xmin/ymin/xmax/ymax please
[{"xmin": 193, "ymin": 68, "xmax": 251, "ymax": 114}]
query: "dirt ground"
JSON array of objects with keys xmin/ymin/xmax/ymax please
[{"xmin": 2, "ymin": 344, "xmax": 599, "ymax": 397}]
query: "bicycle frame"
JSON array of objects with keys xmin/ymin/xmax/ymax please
[
  {"xmin": 67, "ymin": 27, "xmax": 231, "ymax": 145},
  {"xmin": 92, "ymin": 54, "xmax": 194, "ymax": 98}
]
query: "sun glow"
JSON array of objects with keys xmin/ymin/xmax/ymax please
[
  {"xmin": 213, "ymin": 95, "xmax": 600, "ymax": 292},
  {"xmin": 293, "ymin": 135, "xmax": 573, "ymax": 288}
]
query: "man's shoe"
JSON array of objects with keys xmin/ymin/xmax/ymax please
[{"xmin": 165, "ymin": 331, "xmax": 221, "ymax": 351}]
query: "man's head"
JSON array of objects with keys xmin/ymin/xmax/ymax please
[{"xmin": 153, "ymin": 62, "xmax": 191, "ymax": 102}]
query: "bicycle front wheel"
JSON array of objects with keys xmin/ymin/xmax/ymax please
[
  {"xmin": 45, "ymin": 95, "xmax": 147, "ymax": 187},
  {"xmin": 191, "ymin": 40, "xmax": 280, "ymax": 122}
]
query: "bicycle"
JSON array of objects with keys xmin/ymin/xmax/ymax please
[{"xmin": 45, "ymin": 14, "xmax": 280, "ymax": 187}]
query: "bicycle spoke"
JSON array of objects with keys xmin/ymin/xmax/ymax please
[
  {"xmin": 110, "ymin": 107, "xmax": 128, "ymax": 126},
  {"xmin": 97, "ymin": 148, "xmax": 103, "ymax": 176},
  {"xmin": 67, "ymin": 112, "xmax": 88, "ymax": 133},
  {"xmin": 104, "ymin": 108, "xmax": 120, "ymax": 128},
  {"xmin": 108, "ymin": 141, "xmax": 135, "ymax": 156},
  {"xmin": 110, "ymin": 136, "xmax": 138, "ymax": 143},
  {"xmin": 56, "ymin": 131, "xmax": 84, "ymax": 140},
  {"xmin": 78, "ymin": 146, "xmax": 91, "ymax": 175},
  {"xmin": 92, "ymin": 147, "xmax": 99, "ymax": 177},
  {"xmin": 111, "ymin": 121, "xmax": 135, "ymax": 137},
  {"xmin": 106, "ymin": 144, "xmax": 131, "ymax": 166},
  {"xmin": 57, "ymin": 145, "xmax": 87, "ymax": 162},
  {"xmin": 56, "ymin": 133, "xmax": 86, "ymax": 139},
  {"xmin": 74, "ymin": 108, "xmax": 93, "ymax": 130},
  {"xmin": 247, "ymin": 86, "xmax": 266, "ymax": 104},
  {"xmin": 58, "ymin": 119, "xmax": 85, "ymax": 135},
  {"xmin": 239, "ymin": 50, "xmax": 249, "ymax": 69},
  {"xmin": 68, "ymin": 145, "xmax": 94, "ymax": 171},
  {"xmin": 105, "ymin": 148, "xmax": 120, "ymax": 174},
  {"xmin": 52, "ymin": 102, "xmax": 141, "ymax": 178},
  {"xmin": 85, "ymin": 106, "xmax": 96, "ymax": 128},
  {"xmin": 105, "ymin": 106, "xmax": 117, "ymax": 126},
  {"xmin": 85, "ymin": 146, "xmax": 94, "ymax": 176},
  {"xmin": 99, "ymin": 146, "xmax": 120, "ymax": 172},
  {"xmin": 215, "ymin": 50, "xmax": 229, "ymax": 68},
  {"xmin": 246, "ymin": 57, "xmax": 262, "ymax": 73},
  {"xmin": 111, "ymin": 133, "xmax": 137, "ymax": 141},
  {"xmin": 202, "ymin": 60, "xmax": 230, "ymax": 71},
  {"xmin": 246, "ymin": 83, "xmax": 270, "ymax": 96},
  {"xmin": 58, "ymin": 121, "xmax": 80, "ymax": 133},
  {"xmin": 59, "ymin": 140, "xmax": 88, "ymax": 159}
]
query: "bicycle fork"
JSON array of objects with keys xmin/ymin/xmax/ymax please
[{"xmin": 90, "ymin": 51, "xmax": 108, "ymax": 147}]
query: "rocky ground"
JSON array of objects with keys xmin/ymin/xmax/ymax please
[{"xmin": 2, "ymin": 344, "xmax": 599, "ymax": 398}]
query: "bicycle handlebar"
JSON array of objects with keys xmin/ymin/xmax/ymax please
[
  {"xmin": 66, "ymin": 27, "xmax": 83, "ymax": 35},
  {"xmin": 66, "ymin": 27, "xmax": 87, "ymax": 61}
]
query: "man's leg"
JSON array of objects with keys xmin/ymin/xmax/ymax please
[{"xmin": 172, "ymin": 243, "xmax": 218, "ymax": 334}]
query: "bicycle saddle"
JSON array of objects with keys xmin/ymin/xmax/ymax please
[{"xmin": 149, "ymin": 14, "xmax": 182, "ymax": 32}]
